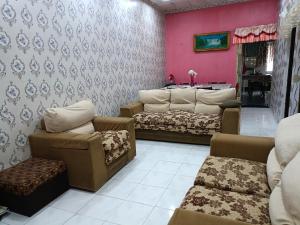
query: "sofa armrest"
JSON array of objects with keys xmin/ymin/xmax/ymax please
[
  {"xmin": 93, "ymin": 116, "xmax": 134, "ymax": 132},
  {"xmin": 29, "ymin": 132, "xmax": 102, "ymax": 150},
  {"xmin": 29, "ymin": 132, "xmax": 106, "ymax": 191},
  {"xmin": 119, "ymin": 102, "xmax": 144, "ymax": 117},
  {"xmin": 221, "ymin": 108, "xmax": 240, "ymax": 134},
  {"xmin": 93, "ymin": 116, "xmax": 136, "ymax": 160},
  {"xmin": 168, "ymin": 208, "xmax": 250, "ymax": 225},
  {"xmin": 210, "ymin": 133, "xmax": 274, "ymax": 163}
]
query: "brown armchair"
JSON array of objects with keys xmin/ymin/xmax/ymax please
[{"xmin": 29, "ymin": 116, "xmax": 136, "ymax": 192}]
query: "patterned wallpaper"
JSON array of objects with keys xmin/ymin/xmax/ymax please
[
  {"xmin": 270, "ymin": 37, "xmax": 290, "ymax": 121},
  {"xmin": 0, "ymin": 0, "xmax": 165, "ymax": 170}
]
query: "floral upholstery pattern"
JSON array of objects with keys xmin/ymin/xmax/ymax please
[
  {"xmin": 135, "ymin": 123, "xmax": 187, "ymax": 133},
  {"xmin": 100, "ymin": 130, "xmax": 131, "ymax": 165},
  {"xmin": 0, "ymin": 158, "xmax": 66, "ymax": 196},
  {"xmin": 187, "ymin": 113, "xmax": 221, "ymax": 131},
  {"xmin": 181, "ymin": 185, "xmax": 270, "ymax": 225},
  {"xmin": 133, "ymin": 110, "xmax": 221, "ymax": 135},
  {"xmin": 133, "ymin": 110, "xmax": 191, "ymax": 126},
  {"xmin": 194, "ymin": 156, "xmax": 270, "ymax": 197}
]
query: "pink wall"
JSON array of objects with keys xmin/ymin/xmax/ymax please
[{"xmin": 165, "ymin": 0, "xmax": 279, "ymax": 85}]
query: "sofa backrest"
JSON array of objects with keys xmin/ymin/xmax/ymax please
[
  {"xmin": 139, "ymin": 89, "xmax": 170, "ymax": 112},
  {"xmin": 195, "ymin": 88, "xmax": 236, "ymax": 114},
  {"xmin": 170, "ymin": 88, "xmax": 196, "ymax": 112},
  {"xmin": 139, "ymin": 88, "xmax": 236, "ymax": 114}
]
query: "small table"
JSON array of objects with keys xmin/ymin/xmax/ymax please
[{"xmin": 163, "ymin": 84, "xmax": 232, "ymax": 90}]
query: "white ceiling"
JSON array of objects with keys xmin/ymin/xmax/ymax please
[{"xmin": 148, "ymin": 0, "xmax": 254, "ymax": 13}]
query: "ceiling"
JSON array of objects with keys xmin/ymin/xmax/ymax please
[{"xmin": 148, "ymin": 0, "xmax": 254, "ymax": 14}]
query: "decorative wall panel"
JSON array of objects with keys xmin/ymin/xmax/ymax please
[{"xmin": 0, "ymin": 0, "xmax": 165, "ymax": 170}]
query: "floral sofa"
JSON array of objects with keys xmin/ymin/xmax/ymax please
[
  {"xmin": 168, "ymin": 113, "xmax": 300, "ymax": 225},
  {"xmin": 120, "ymin": 88, "xmax": 240, "ymax": 145}
]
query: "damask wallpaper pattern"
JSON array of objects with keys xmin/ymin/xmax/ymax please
[
  {"xmin": 270, "ymin": 37, "xmax": 290, "ymax": 121},
  {"xmin": 0, "ymin": 0, "xmax": 165, "ymax": 170}
]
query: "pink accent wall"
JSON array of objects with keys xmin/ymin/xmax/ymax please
[{"xmin": 165, "ymin": 0, "xmax": 279, "ymax": 85}]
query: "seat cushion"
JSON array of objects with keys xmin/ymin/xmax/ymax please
[
  {"xmin": 135, "ymin": 123, "xmax": 187, "ymax": 133},
  {"xmin": 0, "ymin": 158, "xmax": 66, "ymax": 196},
  {"xmin": 100, "ymin": 130, "xmax": 130, "ymax": 165},
  {"xmin": 133, "ymin": 110, "xmax": 191, "ymax": 126},
  {"xmin": 187, "ymin": 113, "xmax": 222, "ymax": 132},
  {"xmin": 181, "ymin": 185, "xmax": 270, "ymax": 225},
  {"xmin": 194, "ymin": 156, "xmax": 270, "ymax": 197}
]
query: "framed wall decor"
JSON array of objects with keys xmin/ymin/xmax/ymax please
[{"xmin": 194, "ymin": 31, "xmax": 230, "ymax": 52}]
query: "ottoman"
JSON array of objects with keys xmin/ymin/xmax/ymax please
[{"xmin": 0, "ymin": 158, "xmax": 69, "ymax": 216}]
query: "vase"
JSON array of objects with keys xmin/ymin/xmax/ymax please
[{"xmin": 190, "ymin": 76, "xmax": 195, "ymax": 86}]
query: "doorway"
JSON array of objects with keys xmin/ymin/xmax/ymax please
[{"xmin": 239, "ymin": 41, "xmax": 274, "ymax": 107}]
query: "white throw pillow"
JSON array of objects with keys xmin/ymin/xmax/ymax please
[
  {"xmin": 170, "ymin": 88, "xmax": 196, "ymax": 104},
  {"xmin": 170, "ymin": 103, "xmax": 195, "ymax": 112},
  {"xmin": 67, "ymin": 122, "xmax": 95, "ymax": 134},
  {"xmin": 275, "ymin": 113, "xmax": 300, "ymax": 167},
  {"xmin": 269, "ymin": 184, "xmax": 294, "ymax": 225},
  {"xmin": 194, "ymin": 104, "xmax": 221, "ymax": 114},
  {"xmin": 144, "ymin": 103, "xmax": 170, "ymax": 112},
  {"xmin": 196, "ymin": 88, "xmax": 236, "ymax": 105},
  {"xmin": 44, "ymin": 100, "xmax": 96, "ymax": 133},
  {"xmin": 267, "ymin": 148, "xmax": 283, "ymax": 190},
  {"xmin": 139, "ymin": 89, "xmax": 170, "ymax": 104},
  {"xmin": 281, "ymin": 152, "xmax": 300, "ymax": 224}
]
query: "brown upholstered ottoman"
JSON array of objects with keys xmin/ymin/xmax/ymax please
[{"xmin": 0, "ymin": 158, "xmax": 69, "ymax": 216}]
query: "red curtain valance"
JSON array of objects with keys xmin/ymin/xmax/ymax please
[{"xmin": 233, "ymin": 24, "xmax": 277, "ymax": 44}]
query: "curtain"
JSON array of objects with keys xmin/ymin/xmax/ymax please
[{"xmin": 233, "ymin": 24, "xmax": 277, "ymax": 44}]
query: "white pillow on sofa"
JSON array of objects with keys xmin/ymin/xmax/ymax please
[
  {"xmin": 44, "ymin": 100, "xmax": 96, "ymax": 133},
  {"xmin": 275, "ymin": 113, "xmax": 300, "ymax": 167},
  {"xmin": 170, "ymin": 88, "xmax": 196, "ymax": 104},
  {"xmin": 67, "ymin": 122, "xmax": 95, "ymax": 134},
  {"xmin": 267, "ymin": 148, "xmax": 283, "ymax": 190},
  {"xmin": 196, "ymin": 88, "xmax": 236, "ymax": 105},
  {"xmin": 269, "ymin": 184, "xmax": 294, "ymax": 225},
  {"xmin": 139, "ymin": 89, "xmax": 170, "ymax": 104},
  {"xmin": 170, "ymin": 103, "xmax": 195, "ymax": 112},
  {"xmin": 194, "ymin": 104, "xmax": 221, "ymax": 114},
  {"xmin": 144, "ymin": 103, "xmax": 170, "ymax": 112},
  {"xmin": 281, "ymin": 152, "xmax": 300, "ymax": 224}
]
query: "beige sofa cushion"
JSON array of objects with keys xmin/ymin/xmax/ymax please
[
  {"xmin": 139, "ymin": 89, "xmax": 170, "ymax": 104},
  {"xmin": 67, "ymin": 122, "xmax": 95, "ymax": 134},
  {"xmin": 144, "ymin": 103, "xmax": 170, "ymax": 112},
  {"xmin": 196, "ymin": 88, "xmax": 236, "ymax": 105},
  {"xmin": 194, "ymin": 104, "xmax": 221, "ymax": 114},
  {"xmin": 170, "ymin": 88, "xmax": 196, "ymax": 104},
  {"xmin": 275, "ymin": 113, "xmax": 300, "ymax": 167},
  {"xmin": 267, "ymin": 148, "xmax": 283, "ymax": 190},
  {"xmin": 269, "ymin": 185, "xmax": 294, "ymax": 225},
  {"xmin": 44, "ymin": 100, "xmax": 96, "ymax": 133},
  {"xmin": 170, "ymin": 103, "xmax": 195, "ymax": 112},
  {"xmin": 281, "ymin": 152, "xmax": 300, "ymax": 224}
]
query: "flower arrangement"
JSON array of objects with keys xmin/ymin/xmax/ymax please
[
  {"xmin": 188, "ymin": 69, "xmax": 198, "ymax": 86},
  {"xmin": 168, "ymin": 74, "xmax": 175, "ymax": 84}
]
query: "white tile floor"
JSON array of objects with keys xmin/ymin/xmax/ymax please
[{"xmin": 0, "ymin": 108, "xmax": 278, "ymax": 225}]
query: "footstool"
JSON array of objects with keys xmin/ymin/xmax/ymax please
[{"xmin": 0, "ymin": 158, "xmax": 69, "ymax": 216}]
